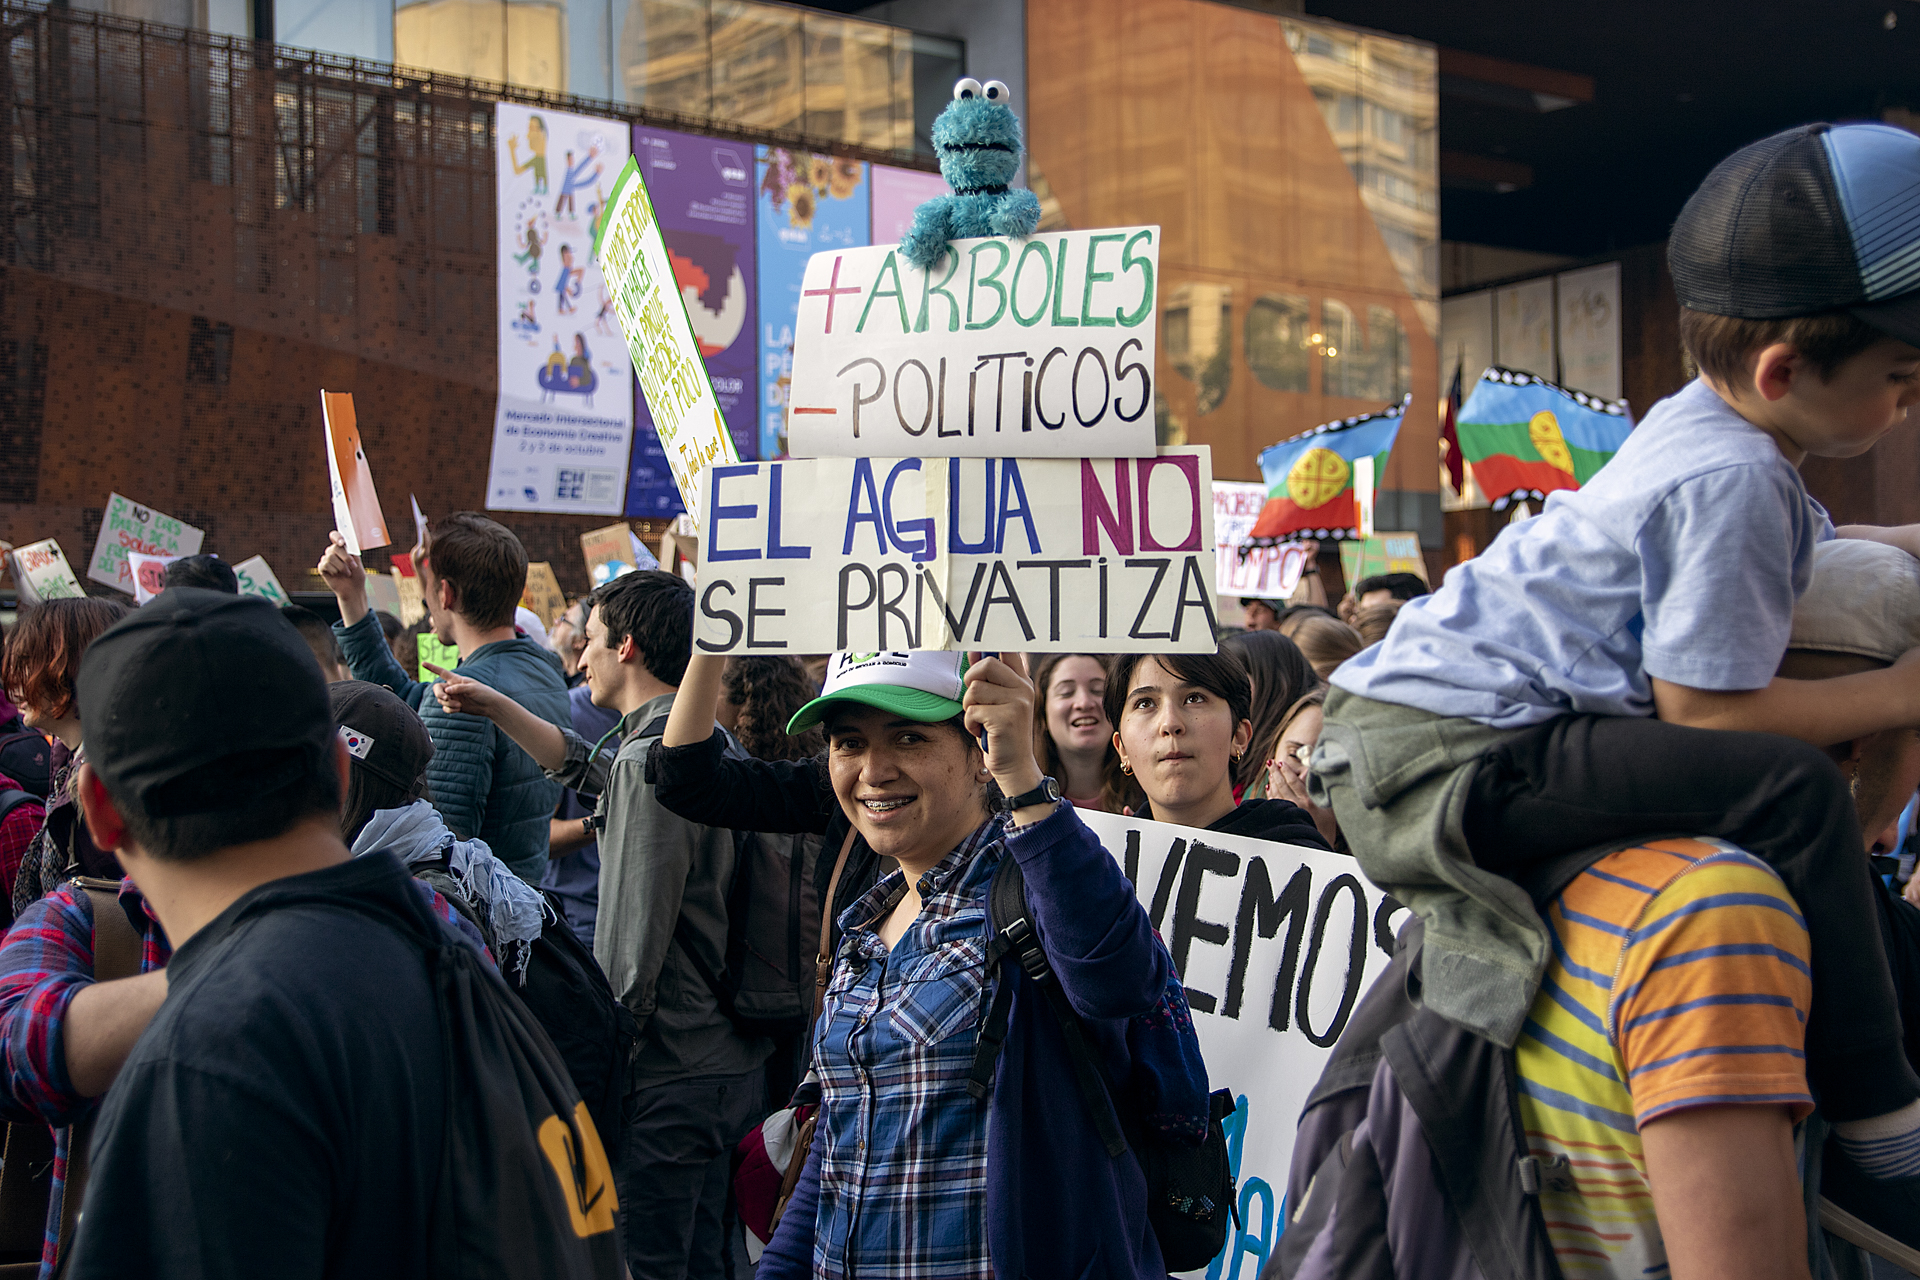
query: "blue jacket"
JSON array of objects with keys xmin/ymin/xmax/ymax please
[
  {"xmin": 760, "ymin": 801, "xmax": 1181, "ymax": 1280},
  {"xmin": 334, "ymin": 613, "xmax": 569, "ymax": 884}
]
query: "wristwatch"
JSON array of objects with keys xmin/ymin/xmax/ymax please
[{"xmin": 1005, "ymin": 776, "xmax": 1062, "ymax": 812}]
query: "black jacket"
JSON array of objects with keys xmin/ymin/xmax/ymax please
[{"xmin": 1205, "ymin": 798, "xmax": 1334, "ymax": 850}]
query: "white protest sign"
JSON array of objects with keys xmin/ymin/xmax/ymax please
[
  {"xmin": 1213, "ymin": 482, "xmax": 1307, "ymax": 602},
  {"xmin": 7, "ymin": 538, "xmax": 85, "ymax": 604},
  {"xmin": 126, "ymin": 551, "xmax": 178, "ymax": 604},
  {"xmin": 594, "ymin": 155, "xmax": 738, "ymax": 517},
  {"xmin": 232, "ymin": 555, "xmax": 290, "ymax": 605},
  {"xmin": 1081, "ymin": 810, "xmax": 1404, "ymax": 1275},
  {"xmin": 411, "ymin": 494, "xmax": 429, "ymax": 550},
  {"xmin": 87, "ymin": 493, "xmax": 206, "ymax": 595},
  {"xmin": 693, "ymin": 448, "xmax": 1217, "ymax": 654},
  {"xmin": 785, "ymin": 227, "xmax": 1160, "ymax": 460}
]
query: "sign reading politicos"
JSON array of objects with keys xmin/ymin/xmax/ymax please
[
  {"xmin": 785, "ymin": 227, "xmax": 1161, "ymax": 459},
  {"xmin": 1081, "ymin": 810, "xmax": 1405, "ymax": 1277},
  {"xmin": 692, "ymin": 447, "xmax": 1217, "ymax": 654}
]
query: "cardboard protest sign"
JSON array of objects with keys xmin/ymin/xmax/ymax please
[
  {"xmin": 232, "ymin": 555, "xmax": 290, "ymax": 605},
  {"xmin": 364, "ymin": 570, "xmax": 401, "ymax": 619},
  {"xmin": 418, "ymin": 631, "xmax": 460, "ymax": 676},
  {"xmin": 390, "ymin": 554, "xmax": 426, "ymax": 627},
  {"xmin": 594, "ymin": 155, "xmax": 739, "ymax": 517},
  {"xmin": 7, "ymin": 538, "xmax": 85, "ymax": 604},
  {"xmin": 320, "ymin": 392, "xmax": 392, "ymax": 555},
  {"xmin": 692, "ymin": 448, "xmax": 1218, "ymax": 654},
  {"xmin": 126, "ymin": 551, "xmax": 178, "ymax": 604},
  {"xmin": 1213, "ymin": 482, "xmax": 1308, "ymax": 603},
  {"xmin": 87, "ymin": 494, "xmax": 206, "ymax": 595},
  {"xmin": 1338, "ymin": 532, "xmax": 1430, "ymax": 588},
  {"xmin": 581, "ymin": 522, "xmax": 640, "ymax": 587},
  {"xmin": 521, "ymin": 561, "xmax": 568, "ymax": 628},
  {"xmin": 1080, "ymin": 810, "xmax": 1403, "ymax": 1274},
  {"xmin": 784, "ymin": 227, "xmax": 1160, "ymax": 460}
]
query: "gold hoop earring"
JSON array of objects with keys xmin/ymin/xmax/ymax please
[
  {"xmin": 1120, "ymin": 761, "xmax": 1133, "ymax": 775},
  {"xmin": 1231, "ymin": 749, "xmax": 1244, "ymax": 762}
]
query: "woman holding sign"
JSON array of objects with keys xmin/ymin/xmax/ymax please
[
  {"xmin": 659, "ymin": 649, "xmax": 1211, "ymax": 1280},
  {"xmin": 1105, "ymin": 652, "xmax": 1331, "ymax": 850}
]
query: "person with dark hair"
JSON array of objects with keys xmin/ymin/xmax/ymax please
[
  {"xmin": 1240, "ymin": 597, "xmax": 1283, "ymax": 631},
  {"xmin": 1028, "ymin": 652, "xmax": 1135, "ymax": 812},
  {"xmin": 160, "ymin": 554, "xmax": 237, "ymax": 595},
  {"xmin": 375, "ymin": 609, "xmax": 408, "ymax": 667},
  {"xmin": 280, "ymin": 605, "xmax": 348, "ymax": 683},
  {"xmin": 1104, "ymin": 652, "xmax": 1327, "ymax": 848},
  {"xmin": 719, "ymin": 656, "xmax": 824, "ymax": 762},
  {"xmin": 1348, "ymin": 572, "xmax": 1428, "ymax": 610},
  {"xmin": 1218, "ymin": 630, "xmax": 1319, "ymax": 802},
  {"xmin": 318, "ymin": 515, "xmax": 570, "ymax": 885},
  {"xmin": 428, "ymin": 569, "xmax": 770, "ymax": 1279},
  {"xmin": 4, "ymin": 588, "xmax": 552, "ymax": 1280},
  {"xmin": 1, "ymin": 597, "xmax": 130, "ymax": 916}
]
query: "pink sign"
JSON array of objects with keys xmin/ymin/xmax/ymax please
[{"xmin": 869, "ymin": 165, "xmax": 951, "ymax": 246}]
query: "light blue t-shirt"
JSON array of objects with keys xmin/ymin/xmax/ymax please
[{"xmin": 1334, "ymin": 379, "xmax": 1834, "ymax": 727}]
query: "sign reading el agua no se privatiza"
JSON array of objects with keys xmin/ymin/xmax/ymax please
[
  {"xmin": 596, "ymin": 154, "xmax": 739, "ymax": 515},
  {"xmin": 784, "ymin": 227, "xmax": 1161, "ymax": 459},
  {"xmin": 1080, "ymin": 810, "xmax": 1404, "ymax": 1276},
  {"xmin": 691, "ymin": 448, "xmax": 1217, "ymax": 654}
]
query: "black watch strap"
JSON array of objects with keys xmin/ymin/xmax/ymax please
[{"xmin": 1006, "ymin": 777, "xmax": 1062, "ymax": 810}]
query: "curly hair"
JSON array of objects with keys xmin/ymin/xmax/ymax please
[
  {"xmin": 723, "ymin": 656, "xmax": 825, "ymax": 761},
  {"xmin": 1, "ymin": 597, "xmax": 130, "ymax": 720}
]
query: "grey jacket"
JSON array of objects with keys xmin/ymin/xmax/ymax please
[
  {"xmin": 334, "ymin": 612, "xmax": 569, "ymax": 885},
  {"xmin": 548, "ymin": 692, "xmax": 769, "ymax": 1085}
]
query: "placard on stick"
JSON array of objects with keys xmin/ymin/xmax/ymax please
[
  {"xmin": 1338, "ymin": 532, "xmax": 1430, "ymax": 588},
  {"xmin": 784, "ymin": 227, "xmax": 1160, "ymax": 460},
  {"xmin": 692, "ymin": 448, "xmax": 1217, "ymax": 655},
  {"xmin": 87, "ymin": 493, "xmax": 205, "ymax": 595},
  {"xmin": 321, "ymin": 391, "xmax": 392, "ymax": 556},
  {"xmin": 593, "ymin": 156, "xmax": 738, "ymax": 516}
]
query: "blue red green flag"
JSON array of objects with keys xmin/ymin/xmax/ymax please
[
  {"xmin": 1457, "ymin": 368, "xmax": 1633, "ymax": 510},
  {"xmin": 1248, "ymin": 396, "xmax": 1408, "ymax": 543}
]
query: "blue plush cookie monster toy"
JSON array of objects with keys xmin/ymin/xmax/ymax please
[{"xmin": 897, "ymin": 76, "xmax": 1042, "ymax": 271}]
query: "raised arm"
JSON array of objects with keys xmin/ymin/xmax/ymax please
[
  {"xmin": 427, "ymin": 664, "xmax": 571, "ymax": 774},
  {"xmin": 664, "ymin": 652, "xmax": 725, "ymax": 747}
]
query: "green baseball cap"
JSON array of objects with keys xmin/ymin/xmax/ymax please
[{"xmin": 787, "ymin": 650, "xmax": 968, "ymax": 733}]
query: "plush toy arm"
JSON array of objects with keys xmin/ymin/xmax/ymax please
[
  {"xmin": 899, "ymin": 197, "xmax": 956, "ymax": 270},
  {"xmin": 989, "ymin": 188, "xmax": 1042, "ymax": 239}
]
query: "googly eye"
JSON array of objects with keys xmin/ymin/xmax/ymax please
[
  {"xmin": 983, "ymin": 80, "xmax": 1010, "ymax": 103},
  {"xmin": 953, "ymin": 77, "xmax": 983, "ymax": 101}
]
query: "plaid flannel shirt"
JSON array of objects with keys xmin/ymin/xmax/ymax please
[
  {"xmin": 0, "ymin": 872, "xmax": 489, "ymax": 1279},
  {"xmin": 812, "ymin": 818, "xmax": 1005, "ymax": 1280},
  {"xmin": 0, "ymin": 775, "xmax": 43, "ymax": 909}
]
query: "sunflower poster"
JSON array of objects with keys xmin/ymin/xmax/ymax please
[
  {"xmin": 754, "ymin": 147, "xmax": 870, "ymax": 462},
  {"xmin": 1455, "ymin": 367, "xmax": 1633, "ymax": 510}
]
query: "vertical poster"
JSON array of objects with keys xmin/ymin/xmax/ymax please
[
  {"xmin": 754, "ymin": 146, "xmax": 870, "ymax": 462},
  {"xmin": 623, "ymin": 126, "xmax": 760, "ymax": 516},
  {"xmin": 1439, "ymin": 289, "xmax": 1495, "ymax": 389},
  {"xmin": 487, "ymin": 103, "xmax": 634, "ymax": 515},
  {"xmin": 869, "ymin": 163, "xmax": 949, "ymax": 246},
  {"xmin": 1492, "ymin": 277, "xmax": 1555, "ymax": 382},
  {"xmin": 1556, "ymin": 262, "xmax": 1622, "ymax": 401}
]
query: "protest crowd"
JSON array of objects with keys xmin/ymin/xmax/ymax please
[{"xmin": 8, "ymin": 114, "xmax": 1920, "ymax": 1280}]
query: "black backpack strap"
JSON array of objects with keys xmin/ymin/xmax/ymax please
[
  {"xmin": 967, "ymin": 858, "xmax": 1129, "ymax": 1159},
  {"xmin": 0, "ymin": 790, "xmax": 35, "ymax": 829}
]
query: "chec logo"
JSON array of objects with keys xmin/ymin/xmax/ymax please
[
  {"xmin": 537, "ymin": 1103, "xmax": 617, "ymax": 1238},
  {"xmin": 1287, "ymin": 447, "xmax": 1351, "ymax": 510},
  {"xmin": 1529, "ymin": 410, "xmax": 1574, "ymax": 475}
]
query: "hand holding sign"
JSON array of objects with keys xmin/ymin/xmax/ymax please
[
  {"xmin": 318, "ymin": 531, "xmax": 370, "ymax": 624},
  {"xmin": 960, "ymin": 652, "xmax": 1045, "ymax": 802}
]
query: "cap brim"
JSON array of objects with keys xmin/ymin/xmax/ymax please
[
  {"xmin": 1851, "ymin": 293, "xmax": 1920, "ymax": 350},
  {"xmin": 787, "ymin": 685, "xmax": 964, "ymax": 734}
]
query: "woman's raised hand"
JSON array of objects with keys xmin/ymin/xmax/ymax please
[{"xmin": 962, "ymin": 652, "xmax": 1044, "ymax": 801}]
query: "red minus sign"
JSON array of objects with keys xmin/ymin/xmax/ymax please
[{"xmin": 791, "ymin": 407, "xmax": 837, "ymax": 415}]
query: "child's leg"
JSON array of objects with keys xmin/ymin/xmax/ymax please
[{"xmin": 1463, "ymin": 713, "xmax": 1920, "ymax": 1127}]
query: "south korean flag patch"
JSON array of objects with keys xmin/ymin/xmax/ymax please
[{"xmin": 338, "ymin": 725, "xmax": 375, "ymax": 760}]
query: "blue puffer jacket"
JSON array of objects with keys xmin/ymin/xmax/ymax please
[{"xmin": 334, "ymin": 612, "xmax": 569, "ymax": 884}]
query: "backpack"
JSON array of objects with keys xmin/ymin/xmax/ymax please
[
  {"xmin": 1269, "ymin": 848, "xmax": 1627, "ymax": 1280},
  {"xmin": 0, "ymin": 730, "xmax": 51, "ymax": 800},
  {"xmin": 0, "ymin": 789, "xmax": 39, "ymax": 832},
  {"xmin": 637, "ymin": 715, "xmax": 824, "ymax": 1040},
  {"xmin": 970, "ymin": 857, "xmax": 1240, "ymax": 1274}
]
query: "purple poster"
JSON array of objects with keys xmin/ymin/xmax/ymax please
[
  {"xmin": 624, "ymin": 126, "xmax": 758, "ymax": 516},
  {"xmin": 870, "ymin": 164, "xmax": 950, "ymax": 246}
]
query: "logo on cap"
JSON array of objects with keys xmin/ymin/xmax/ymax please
[{"xmin": 338, "ymin": 726, "xmax": 375, "ymax": 759}]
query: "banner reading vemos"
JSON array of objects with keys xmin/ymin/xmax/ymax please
[
  {"xmin": 692, "ymin": 448, "xmax": 1218, "ymax": 653},
  {"xmin": 785, "ymin": 227, "xmax": 1160, "ymax": 459},
  {"xmin": 1080, "ymin": 810, "xmax": 1406, "ymax": 1278}
]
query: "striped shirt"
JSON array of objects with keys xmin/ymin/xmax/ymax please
[
  {"xmin": 1515, "ymin": 838, "xmax": 1813, "ymax": 1280},
  {"xmin": 812, "ymin": 818, "xmax": 1004, "ymax": 1280}
]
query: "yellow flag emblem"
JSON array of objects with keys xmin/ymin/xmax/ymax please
[
  {"xmin": 537, "ymin": 1102, "xmax": 618, "ymax": 1238},
  {"xmin": 1287, "ymin": 447, "xmax": 1352, "ymax": 510},
  {"xmin": 1529, "ymin": 410, "xmax": 1574, "ymax": 475}
]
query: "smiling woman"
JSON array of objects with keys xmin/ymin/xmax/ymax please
[
  {"xmin": 1029, "ymin": 652, "xmax": 1137, "ymax": 813},
  {"xmin": 652, "ymin": 647, "xmax": 1205, "ymax": 1280}
]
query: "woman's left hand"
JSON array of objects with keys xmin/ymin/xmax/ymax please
[{"xmin": 962, "ymin": 653, "xmax": 1045, "ymax": 801}]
